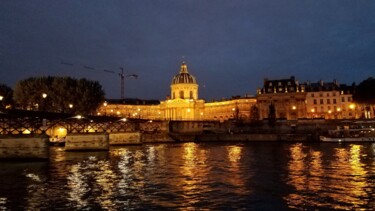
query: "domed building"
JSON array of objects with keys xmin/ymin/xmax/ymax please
[
  {"xmin": 97, "ymin": 61, "xmax": 256, "ymax": 121},
  {"xmin": 170, "ymin": 62, "xmax": 198, "ymax": 100},
  {"xmin": 160, "ymin": 62, "xmax": 205, "ymax": 120}
]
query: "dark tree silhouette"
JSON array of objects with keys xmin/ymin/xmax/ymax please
[
  {"xmin": 13, "ymin": 76, "xmax": 105, "ymax": 114},
  {"xmin": 353, "ymin": 77, "xmax": 375, "ymax": 104},
  {"xmin": 268, "ymin": 103, "xmax": 276, "ymax": 127},
  {"xmin": 250, "ymin": 105, "xmax": 260, "ymax": 121},
  {"xmin": 0, "ymin": 83, "xmax": 13, "ymax": 109},
  {"xmin": 353, "ymin": 77, "xmax": 375, "ymax": 118}
]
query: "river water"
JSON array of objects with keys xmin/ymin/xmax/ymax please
[{"xmin": 0, "ymin": 142, "xmax": 374, "ymax": 210}]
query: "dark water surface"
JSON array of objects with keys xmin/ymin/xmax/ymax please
[{"xmin": 1, "ymin": 142, "xmax": 374, "ymax": 210}]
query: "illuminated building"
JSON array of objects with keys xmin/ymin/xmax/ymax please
[
  {"xmin": 97, "ymin": 62, "xmax": 256, "ymax": 121},
  {"xmin": 257, "ymin": 76, "xmax": 361, "ymax": 120},
  {"xmin": 256, "ymin": 76, "xmax": 307, "ymax": 120},
  {"xmin": 305, "ymin": 80, "xmax": 360, "ymax": 119}
]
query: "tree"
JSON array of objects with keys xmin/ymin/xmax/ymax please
[
  {"xmin": 353, "ymin": 77, "xmax": 375, "ymax": 104},
  {"xmin": 13, "ymin": 76, "xmax": 105, "ymax": 114},
  {"xmin": 353, "ymin": 77, "xmax": 375, "ymax": 118},
  {"xmin": 268, "ymin": 103, "xmax": 276, "ymax": 127},
  {"xmin": 250, "ymin": 105, "xmax": 260, "ymax": 121},
  {"xmin": 0, "ymin": 83, "xmax": 13, "ymax": 109}
]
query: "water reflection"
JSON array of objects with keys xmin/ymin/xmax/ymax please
[
  {"xmin": 0, "ymin": 143, "xmax": 373, "ymax": 210},
  {"xmin": 285, "ymin": 143, "xmax": 373, "ymax": 210},
  {"xmin": 178, "ymin": 142, "xmax": 209, "ymax": 208}
]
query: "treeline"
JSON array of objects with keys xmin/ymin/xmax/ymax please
[{"xmin": 0, "ymin": 76, "xmax": 105, "ymax": 115}]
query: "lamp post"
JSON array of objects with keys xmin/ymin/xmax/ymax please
[
  {"xmin": 69, "ymin": 104, "xmax": 73, "ymax": 113},
  {"xmin": 0, "ymin": 95, "xmax": 3, "ymax": 109},
  {"xmin": 41, "ymin": 93, "xmax": 47, "ymax": 112},
  {"xmin": 336, "ymin": 107, "xmax": 341, "ymax": 119},
  {"xmin": 103, "ymin": 101, "xmax": 108, "ymax": 116},
  {"xmin": 311, "ymin": 108, "xmax": 315, "ymax": 119},
  {"xmin": 349, "ymin": 104, "xmax": 355, "ymax": 119}
]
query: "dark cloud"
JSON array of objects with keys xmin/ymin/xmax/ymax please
[{"xmin": 1, "ymin": 0, "xmax": 374, "ymax": 99}]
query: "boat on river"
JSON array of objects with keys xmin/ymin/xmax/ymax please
[
  {"xmin": 320, "ymin": 120, "xmax": 375, "ymax": 142},
  {"xmin": 49, "ymin": 137, "xmax": 66, "ymax": 146}
]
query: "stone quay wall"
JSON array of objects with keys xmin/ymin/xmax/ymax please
[
  {"xmin": 65, "ymin": 133, "xmax": 109, "ymax": 151},
  {"xmin": 0, "ymin": 136, "xmax": 49, "ymax": 160},
  {"xmin": 109, "ymin": 132, "xmax": 142, "ymax": 145}
]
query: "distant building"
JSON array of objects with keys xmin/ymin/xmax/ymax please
[
  {"xmin": 97, "ymin": 62, "xmax": 256, "ymax": 121},
  {"xmin": 305, "ymin": 80, "xmax": 359, "ymax": 119},
  {"xmin": 257, "ymin": 76, "xmax": 361, "ymax": 120},
  {"xmin": 256, "ymin": 76, "xmax": 307, "ymax": 120}
]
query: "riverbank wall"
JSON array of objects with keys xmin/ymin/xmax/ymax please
[
  {"xmin": 65, "ymin": 133, "xmax": 109, "ymax": 151},
  {"xmin": 0, "ymin": 135, "xmax": 49, "ymax": 160}
]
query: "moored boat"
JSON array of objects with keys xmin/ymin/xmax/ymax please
[{"xmin": 320, "ymin": 120, "xmax": 375, "ymax": 142}]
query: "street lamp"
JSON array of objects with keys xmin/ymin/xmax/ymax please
[
  {"xmin": 0, "ymin": 95, "xmax": 3, "ymax": 109},
  {"xmin": 103, "ymin": 101, "xmax": 108, "ymax": 116},
  {"xmin": 41, "ymin": 93, "xmax": 47, "ymax": 111}
]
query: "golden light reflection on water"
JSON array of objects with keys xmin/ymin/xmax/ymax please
[
  {"xmin": 285, "ymin": 144, "xmax": 372, "ymax": 210},
  {"xmin": 66, "ymin": 156, "xmax": 118, "ymax": 210},
  {"xmin": 226, "ymin": 145, "xmax": 248, "ymax": 196},
  {"xmin": 178, "ymin": 143, "xmax": 209, "ymax": 207}
]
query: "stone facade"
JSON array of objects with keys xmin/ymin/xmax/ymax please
[
  {"xmin": 97, "ymin": 62, "xmax": 256, "ymax": 121},
  {"xmin": 257, "ymin": 76, "xmax": 307, "ymax": 120}
]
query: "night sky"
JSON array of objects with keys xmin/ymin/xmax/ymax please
[{"xmin": 1, "ymin": 0, "xmax": 375, "ymax": 100}]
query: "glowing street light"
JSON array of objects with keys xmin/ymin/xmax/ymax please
[
  {"xmin": 42, "ymin": 93, "xmax": 47, "ymax": 99},
  {"xmin": 292, "ymin": 106, "xmax": 296, "ymax": 110},
  {"xmin": 69, "ymin": 104, "xmax": 73, "ymax": 109}
]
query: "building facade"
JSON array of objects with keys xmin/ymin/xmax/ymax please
[
  {"xmin": 97, "ymin": 62, "xmax": 256, "ymax": 121},
  {"xmin": 257, "ymin": 76, "xmax": 307, "ymax": 120},
  {"xmin": 257, "ymin": 77, "xmax": 361, "ymax": 120},
  {"xmin": 98, "ymin": 65, "xmax": 364, "ymax": 121},
  {"xmin": 305, "ymin": 80, "xmax": 360, "ymax": 119}
]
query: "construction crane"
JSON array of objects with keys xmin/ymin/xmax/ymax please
[{"xmin": 61, "ymin": 62, "xmax": 138, "ymax": 99}]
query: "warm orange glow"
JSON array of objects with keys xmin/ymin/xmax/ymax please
[
  {"xmin": 349, "ymin": 104, "xmax": 355, "ymax": 109},
  {"xmin": 311, "ymin": 108, "xmax": 315, "ymax": 113},
  {"xmin": 22, "ymin": 129, "xmax": 31, "ymax": 134},
  {"xmin": 0, "ymin": 96, "xmax": 3, "ymax": 101},
  {"xmin": 42, "ymin": 93, "xmax": 47, "ymax": 98},
  {"xmin": 69, "ymin": 104, "xmax": 73, "ymax": 108},
  {"xmin": 292, "ymin": 106, "xmax": 296, "ymax": 110},
  {"xmin": 103, "ymin": 101, "xmax": 107, "ymax": 106},
  {"xmin": 328, "ymin": 110, "xmax": 332, "ymax": 114},
  {"xmin": 337, "ymin": 108, "xmax": 341, "ymax": 112}
]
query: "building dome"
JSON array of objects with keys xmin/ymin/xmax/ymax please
[{"xmin": 171, "ymin": 62, "xmax": 197, "ymax": 84}]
